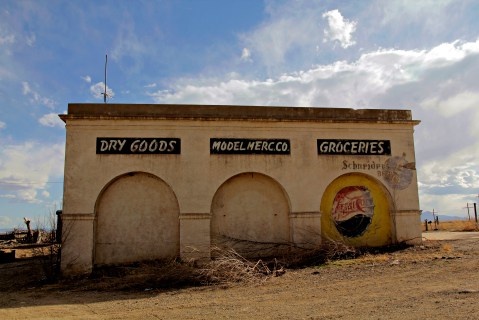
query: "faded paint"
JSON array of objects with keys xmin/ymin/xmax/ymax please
[{"xmin": 321, "ymin": 173, "xmax": 392, "ymax": 247}]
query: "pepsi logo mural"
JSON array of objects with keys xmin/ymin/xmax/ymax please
[{"xmin": 332, "ymin": 186, "xmax": 375, "ymax": 238}]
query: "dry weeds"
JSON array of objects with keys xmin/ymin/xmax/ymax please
[{"xmin": 422, "ymin": 219, "xmax": 479, "ymax": 232}]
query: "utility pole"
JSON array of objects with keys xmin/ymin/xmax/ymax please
[
  {"xmin": 464, "ymin": 203, "xmax": 472, "ymax": 221},
  {"xmin": 432, "ymin": 209, "xmax": 439, "ymax": 230}
]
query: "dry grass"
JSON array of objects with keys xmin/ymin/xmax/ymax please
[
  {"xmin": 4, "ymin": 236, "xmax": 420, "ymax": 292},
  {"xmin": 59, "ymin": 241, "xmax": 368, "ymax": 291},
  {"xmin": 198, "ymin": 246, "xmax": 285, "ymax": 285},
  {"xmin": 441, "ymin": 243, "xmax": 453, "ymax": 253},
  {"xmin": 421, "ymin": 219, "xmax": 479, "ymax": 232}
]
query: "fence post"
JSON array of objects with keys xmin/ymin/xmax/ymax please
[
  {"xmin": 56, "ymin": 210, "xmax": 63, "ymax": 244},
  {"xmin": 474, "ymin": 203, "xmax": 478, "ymax": 224}
]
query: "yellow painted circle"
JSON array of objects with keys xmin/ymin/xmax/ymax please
[{"xmin": 320, "ymin": 173, "xmax": 392, "ymax": 247}]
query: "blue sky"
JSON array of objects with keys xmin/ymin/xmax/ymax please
[{"xmin": 1, "ymin": 0, "xmax": 479, "ymax": 229}]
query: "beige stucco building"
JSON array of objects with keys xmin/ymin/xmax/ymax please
[{"xmin": 59, "ymin": 103, "xmax": 421, "ymax": 275}]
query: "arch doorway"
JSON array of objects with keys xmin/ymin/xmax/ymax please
[
  {"xmin": 94, "ymin": 172, "xmax": 180, "ymax": 265},
  {"xmin": 211, "ymin": 172, "xmax": 291, "ymax": 257}
]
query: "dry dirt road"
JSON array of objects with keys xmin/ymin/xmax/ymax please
[{"xmin": 1, "ymin": 235, "xmax": 479, "ymax": 320}]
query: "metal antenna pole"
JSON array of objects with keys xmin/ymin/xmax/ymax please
[{"xmin": 104, "ymin": 54, "xmax": 108, "ymax": 103}]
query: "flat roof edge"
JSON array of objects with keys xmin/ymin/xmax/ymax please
[{"xmin": 64, "ymin": 103, "xmax": 417, "ymax": 122}]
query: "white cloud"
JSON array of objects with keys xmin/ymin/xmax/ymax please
[
  {"xmin": 110, "ymin": 18, "xmax": 147, "ymax": 72},
  {"xmin": 149, "ymin": 39, "xmax": 479, "ymax": 115},
  {"xmin": 25, "ymin": 33, "xmax": 36, "ymax": 47},
  {"xmin": 144, "ymin": 83, "xmax": 157, "ymax": 88},
  {"xmin": 419, "ymin": 193, "xmax": 471, "ymax": 217},
  {"xmin": 148, "ymin": 39, "xmax": 479, "ymax": 216},
  {"xmin": 38, "ymin": 113, "xmax": 64, "ymax": 128},
  {"xmin": 0, "ymin": 141, "xmax": 64, "ymax": 204},
  {"xmin": 0, "ymin": 121, "xmax": 5, "ymax": 129},
  {"xmin": 239, "ymin": 2, "xmax": 327, "ymax": 72},
  {"xmin": 241, "ymin": 48, "xmax": 252, "ymax": 62},
  {"xmin": 0, "ymin": 194, "xmax": 15, "ymax": 199},
  {"xmin": 21, "ymin": 81, "xmax": 56, "ymax": 109},
  {"xmin": 421, "ymin": 91, "xmax": 479, "ymax": 118},
  {"xmin": 379, "ymin": 0, "xmax": 456, "ymax": 30},
  {"xmin": 0, "ymin": 34, "xmax": 15, "ymax": 46},
  {"xmin": 90, "ymin": 82, "xmax": 115, "ymax": 100},
  {"xmin": 82, "ymin": 75, "xmax": 92, "ymax": 83},
  {"xmin": 322, "ymin": 9, "xmax": 357, "ymax": 48},
  {"xmin": 22, "ymin": 81, "xmax": 31, "ymax": 95}
]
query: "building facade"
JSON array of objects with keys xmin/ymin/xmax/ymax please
[{"xmin": 60, "ymin": 104, "xmax": 421, "ymax": 275}]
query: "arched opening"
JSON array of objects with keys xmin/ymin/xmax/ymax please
[
  {"xmin": 320, "ymin": 173, "xmax": 393, "ymax": 247},
  {"xmin": 94, "ymin": 172, "xmax": 180, "ymax": 265},
  {"xmin": 211, "ymin": 172, "xmax": 291, "ymax": 257}
]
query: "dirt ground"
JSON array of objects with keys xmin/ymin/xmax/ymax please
[{"xmin": 1, "ymin": 234, "xmax": 479, "ymax": 320}]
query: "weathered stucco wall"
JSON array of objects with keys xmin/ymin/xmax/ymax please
[{"xmin": 60, "ymin": 104, "xmax": 421, "ymax": 275}]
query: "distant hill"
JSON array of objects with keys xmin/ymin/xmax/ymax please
[{"xmin": 421, "ymin": 211, "xmax": 467, "ymax": 222}]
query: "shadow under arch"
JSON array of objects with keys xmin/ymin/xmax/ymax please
[
  {"xmin": 94, "ymin": 171, "xmax": 180, "ymax": 265},
  {"xmin": 210, "ymin": 172, "xmax": 292, "ymax": 257},
  {"xmin": 320, "ymin": 172, "xmax": 394, "ymax": 247}
]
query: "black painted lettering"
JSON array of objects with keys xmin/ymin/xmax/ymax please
[
  {"xmin": 336, "ymin": 141, "xmax": 344, "ymax": 153},
  {"xmin": 212, "ymin": 141, "xmax": 221, "ymax": 151},
  {"xmin": 109, "ymin": 140, "xmax": 118, "ymax": 150},
  {"xmin": 351, "ymin": 141, "xmax": 358, "ymax": 154},
  {"xmin": 378, "ymin": 142, "xmax": 384, "ymax": 154},
  {"xmin": 148, "ymin": 139, "xmax": 158, "ymax": 152},
  {"xmin": 261, "ymin": 141, "xmax": 268, "ymax": 150},
  {"xmin": 130, "ymin": 140, "xmax": 140, "ymax": 152},
  {"xmin": 358, "ymin": 142, "xmax": 366, "ymax": 153},
  {"xmin": 268, "ymin": 141, "xmax": 275, "ymax": 151},
  {"xmin": 139, "ymin": 140, "xmax": 148, "ymax": 152},
  {"xmin": 159, "ymin": 140, "xmax": 168, "ymax": 152},
  {"xmin": 328, "ymin": 142, "xmax": 336, "ymax": 153},
  {"xmin": 117, "ymin": 139, "xmax": 126, "ymax": 151},
  {"xmin": 100, "ymin": 140, "xmax": 109, "ymax": 152},
  {"xmin": 319, "ymin": 141, "xmax": 329, "ymax": 153},
  {"xmin": 167, "ymin": 140, "xmax": 176, "ymax": 152},
  {"xmin": 370, "ymin": 141, "xmax": 377, "ymax": 153},
  {"xmin": 343, "ymin": 142, "xmax": 350, "ymax": 153}
]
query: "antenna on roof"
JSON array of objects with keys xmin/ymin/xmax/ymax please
[{"xmin": 102, "ymin": 53, "xmax": 108, "ymax": 103}]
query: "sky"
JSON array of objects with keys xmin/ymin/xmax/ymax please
[{"xmin": 1, "ymin": 0, "xmax": 479, "ymax": 229}]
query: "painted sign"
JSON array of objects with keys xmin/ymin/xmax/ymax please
[
  {"xmin": 383, "ymin": 155, "xmax": 414, "ymax": 190},
  {"xmin": 317, "ymin": 139, "xmax": 391, "ymax": 155},
  {"xmin": 332, "ymin": 186, "xmax": 375, "ymax": 238},
  {"xmin": 210, "ymin": 138, "xmax": 290, "ymax": 154},
  {"xmin": 96, "ymin": 138, "xmax": 181, "ymax": 154},
  {"xmin": 341, "ymin": 155, "xmax": 415, "ymax": 190}
]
